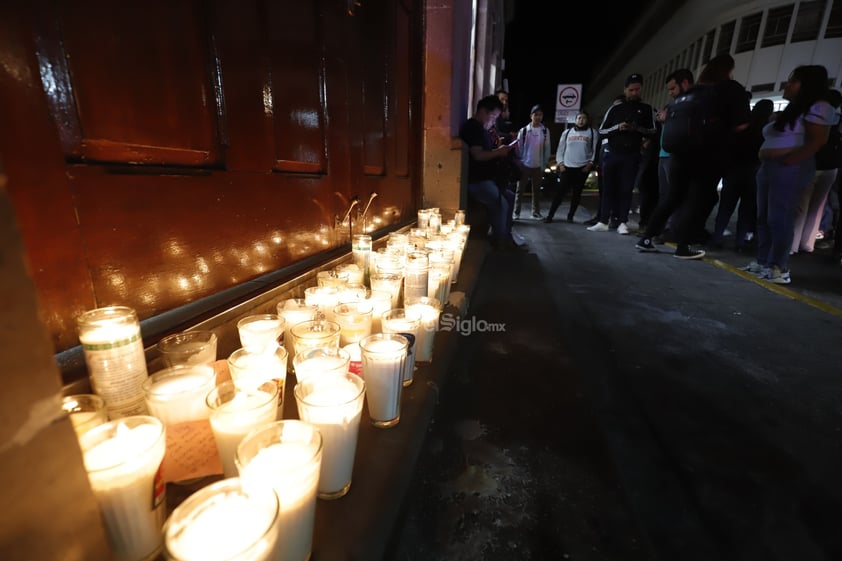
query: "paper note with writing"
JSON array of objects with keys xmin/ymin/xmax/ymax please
[{"xmin": 162, "ymin": 419, "xmax": 222, "ymax": 482}]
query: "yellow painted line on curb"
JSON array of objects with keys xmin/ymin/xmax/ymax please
[{"xmin": 709, "ymin": 258, "xmax": 842, "ymax": 318}]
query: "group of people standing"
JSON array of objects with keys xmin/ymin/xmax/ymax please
[{"xmin": 459, "ymin": 56, "xmax": 842, "ymax": 283}]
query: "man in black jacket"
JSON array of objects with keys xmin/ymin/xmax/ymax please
[{"xmin": 588, "ymin": 74, "xmax": 656, "ymax": 235}]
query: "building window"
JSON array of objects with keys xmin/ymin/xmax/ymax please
[
  {"xmin": 750, "ymin": 82, "xmax": 776, "ymax": 93},
  {"xmin": 791, "ymin": 1, "xmax": 826, "ymax": 42},
  {"xmin": 702, "ymin": 29, "xmax": 715, "ymax": 63},
  {"xmin": 687, "ymin": 42, "xmax": 696, "ymax": 71},
  {"xmin": 717, "ymin": 20, "xmax": 736, "ymax": 54},
  {"xmin": 826, "ymin": 0, "xmax": 842, "ymax": 37},
  {"xmin": 761, "ymin": 5, "xmax": 794, "ymax": 47},
  {"xmin": 736, "ymin": 12, "xmax": 763, "ymax": 52}
]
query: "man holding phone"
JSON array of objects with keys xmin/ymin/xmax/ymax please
[
  {"xmin": 589, "ymin": 74, "xmax": 657, "ymax": 235},
  {"xmin": 459, "ymin": 94, "xmax": 522, "ymax": 249}
]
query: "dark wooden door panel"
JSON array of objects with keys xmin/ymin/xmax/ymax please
[
  {"xmin": 46, "ymin": 1, "xmax": 221, "ymax": 166},
  {"xmin": 68, "ymin": 165, "xmax": 334, "ymax": 320}
]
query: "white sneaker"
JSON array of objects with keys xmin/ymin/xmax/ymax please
[
  {"xmin": 764, "ymin": 266, "xmax": 791, "ymax": 284},
  {"xmin": 617, "ymin": 223, "xmax": 630, "ymax": 235},
  {"xmin": 587, "ymin": 222, "xmax": 609, "ymax": 232},
  {"xmin": 741, "ymin": 261, "xmax": 764, "ymax": 275}
]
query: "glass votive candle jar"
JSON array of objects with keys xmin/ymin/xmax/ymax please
[
  {"xmin": 359, "ymin": 333, "xmax": 408, "ymax": 428},
  {"xmin": 277, "ymin": 298, "xmax": 319, "ymax": 369},
  {"xmin": 237, "ymin": 314, "xmax": 285, "ymax": 354},
  {"xmin": 77, "ymin": 305, "xmax": 149, "ymax": 419},
  {"xmin": 163, "ymin": 477, "xmax": 279, "ymax": 561},
  {"xmin": 236, "ymin": 421, "xmax": 323, "ymax": 561},
  {"xmin": 417, "ymin": 209, "xmax": 431, "ymax": 229},
  {"xmin": 372, "ymin": 248, "xmax": 404, "ymax": 276},
  {"xmin": 351, "ymin": 234, "xmax": 372, "ymax": 285},
  {"xmin": 293, "ymin": 346, "xmax": 351, "ymax": 383},
  {"xmin": 316, "ymin": 270, "xmax": 348, "ymax": 289},
  {"xmin": 227, "ymin": 345, "xmax": 288, "ymax": 414},
  {"xmin": 403, "ymin": 251, "xmax": 430, "ymax": 303},
  {"xmin": 380, "ymin": 309, "xmax": 421, "ymax": 387},
  {"xmin": 333, "ymin": 301, "xmax": 373, "ymax": 346},
  {"xmin": 405, "ymin": 296, "xmax": 442, "ymax": 364},
  {"xmin": 157, "ymin": 330, "xmax": 218, "ymax": 367},
  {"xmin": 369, "ymin": 272, "xmax": 402, "ymax": 308},
  {"xmin": 290, "ymin": 318, "xmax": 341, "ymax": 355},
  {"xmin": 142, "ymin": 364, "xmax": 216, "ymax": 425},
  {"xmin": 304, "ymin": 285, "xmax": 340, "ymax": 322},
  {"xmin": 427, "ymin": 262, "xmax": 452, "ymax": 308},
  {"xmin": 205, "ymin": 380, "xmax": 279, "ymax": 478},
  {"xmin": 366, "ymin": 290, "xmax": 392, "ymax": 333},
  {"xmin": 62, "ymin": 394, "xmax": 109, "ymax": 439},
  {"xmin": 428, "ymin": 211, "xmax": 442, "ymax": 233},
  {"xmin": 454, "ymin": 209, "xmax": 466, "ymax": 225},
  {"xmin": 294, "ymin": 372, "xmax": 366, "ymax": 499},
  {"xmin": 335, "ymin": 263, "xmax": 364, "ymax": 285},
  {"xmin": 338, "ymin": 283, "xmax": 368, "ymax": 304},
  {"xmin": 80, "ymin": 416, "xmax": 167, "ymax": 561}
]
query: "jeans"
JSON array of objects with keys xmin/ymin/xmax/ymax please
[
  {"xmin": 467, "ymin": 180, "xmax": 513, "ymax": 241},
  {"xmin": 755, "ymin": 158, "xmax": 816, "ymax": 270},
  {"xmin": 714, "ymin": 161, "xmax": 759, "ymax": 247},
  {"xmin": 792, "ymin": 168, "xmax": 838, "ymax": 253},
  {"xmin": 514, "ymin": 165, "xmax": 543, "ymax": 216}
]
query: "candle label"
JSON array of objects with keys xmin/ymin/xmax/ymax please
[
  {"xmin": 152, "ymin": 460, "xmax": 166, "ymax": 509},
  {"xmin": 82, "ymin": 333, "xmax": 141, "ymax": 351}
]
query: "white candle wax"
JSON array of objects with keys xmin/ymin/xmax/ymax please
[
  {"xmin": 294, "ymin": 355, "xmax": 349, "ymax": 383},
  {"xmin": 334, "ymin": 304, "xmax": 373, "ymax": 347},
  {"xmin": 290, "ymin": 321, "xmax": 341, "ymax": 359},
  {"xmin": 278, "ymin": 301, "xmax": 318, "ymax": 368},
  {"xmin": 163, "ymin": 478, "xmax": 279, "ymax": 561},
  {"xmin": 304, "ymin": 286, "xmax": 340, "ymax": 322},
  {"xmin": 144, "ymin": 367, "xmax": 216, "ymax": 425},
  {"xmin": 360, "ymin": 338, "xmax": 406, "ymax": 425},
  {"xmin": 208, "ymin": 391, "xmax": 278, "ymax": 478},
  {"xmin": 238, "ymin": 317, "xmax": 285, "ymax": 354},
  {"xmin": 295, "ymin": 377, "xmax": 365, "ymax": 497},
  {"xmin": 405, "ymin": 303, "xmax": 440, "ymax": 363},
  {"xmin": 79, "ymin": 318, "xmax": 149, "ymax": 419},
  {"xmin": 238, "ymin": 442, "xmax": 321, "ymax": 561},
  {"xmin": 366, "ymin": 291, "xmax": 392, "ymax": 334},
  {"xmin": 82, "ymin": 420, "xmax": 166, "ymax": 561}
]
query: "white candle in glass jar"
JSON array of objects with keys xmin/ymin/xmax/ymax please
[
  {"xmin": 333, "ymin": 302, "xmax": 373, "ymax": 346},
  {"xmin": 366, "ymin": 290, "xmax": 392, "ymax": 333},
  {"xmin": 405, "ymin": 298, "xmax": 441, "ymax": 363},
  {"xmin": 359, "ymin": 334, "xmax": 407, "ymax": 428},
  {"xmin": 293, "ymin": 347, "xmax": 350, "ymax": 383},
  {"xmin": 304, "ymin": 286, "xmax": 340, "ymax": 322},
  {"xmin": 380, "ymin": 310, "xmax": 421, "ymax": 387},
  {"xmin": 294, "ymin": 373, "xmax": 366, "ymax": 499},
  {"xmin": 206, "ymin": 381, "xmax": 279, "ymax": 478},
  {"xmin": 142, "ymin": 365, "xmax": 216, "ymax": 425},
  {"xmin": 81, "ymin": 417, "xmax": 167, "ymax": 561},
  {"xmin": 236, "ymin": 422, "xmax": 323, "ymax": 561},
  {"xmin": 77, "ymin": 306, "xmax": 149, "ymax": 419},
  {"xmin": 277, "ymin": 299, "xmax": 319, "ymax": 369},
  {"xmin": 237, "ymin": 314, "xmax": 285, "ymax": 354},
  {"xmin": 163, "ymin": 477, "xmax": 279, "ymax": 561}
]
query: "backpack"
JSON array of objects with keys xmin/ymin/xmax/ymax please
[
  {"xmin": 815, "ymin": 120, "xmax": 842, "ymax": 170},
  {"xmin": 661, "ymin": 84, "xmax": 722, "ymax": 154}
]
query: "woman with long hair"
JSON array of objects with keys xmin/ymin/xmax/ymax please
[{"xmin": 743, "ymin": 65, "xmax": 834, "ymax": 283}]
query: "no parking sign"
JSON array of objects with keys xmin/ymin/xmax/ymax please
[{"xmin": 555, "ymin": 83, "xmax": 582, "ymax": 124}]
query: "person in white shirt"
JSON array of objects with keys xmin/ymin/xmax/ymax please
[
  {"xmin": 513, "ymin": 105, "xmax": 552, "ymax": 219},
  {"xmin": 544, "ymin": 111, "xmax": 598, "ymax": 223}
]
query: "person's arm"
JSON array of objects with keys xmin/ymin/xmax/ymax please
[
  {"xmin": 633, "ymin": 105, "xmax": 658, "ymax": 137},
  {"xmin": 585, "ymin": 128, "xmax": 598, "ymax": 170},
  {"xmin": 598, "ymin": 105, "xmax": 620, "ymax": 136},
  {"xmin": 556, "ymin": 129, "xmax": 569, "ymax": 170},
  {"xmin": 781, "ymin": 121, "xmax": 830, "ymax": 165},
  {"xmin": 469, "ymin": 143, "xmax": 513, "ymax": 162},
  {"xmin": 543, "ymin": 127, "xmax": 552, "ymax": 167}
]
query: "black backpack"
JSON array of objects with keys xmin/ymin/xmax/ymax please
[
  {"xmin": 815, "ymin": 120, "xmax": 842, "ymax": 170},
  {"xmin": 661, "ymin": 84, "xmax": 722, "ymax": 154}
]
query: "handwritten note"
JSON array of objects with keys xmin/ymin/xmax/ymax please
[{"xmin": 162, "ymin": 419, "xmax": 222, "ymax": 483}]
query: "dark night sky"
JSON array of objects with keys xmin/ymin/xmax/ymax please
[{"xmin": 503, "ymin": 0, "xmax": 653, "ymax": 125}]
